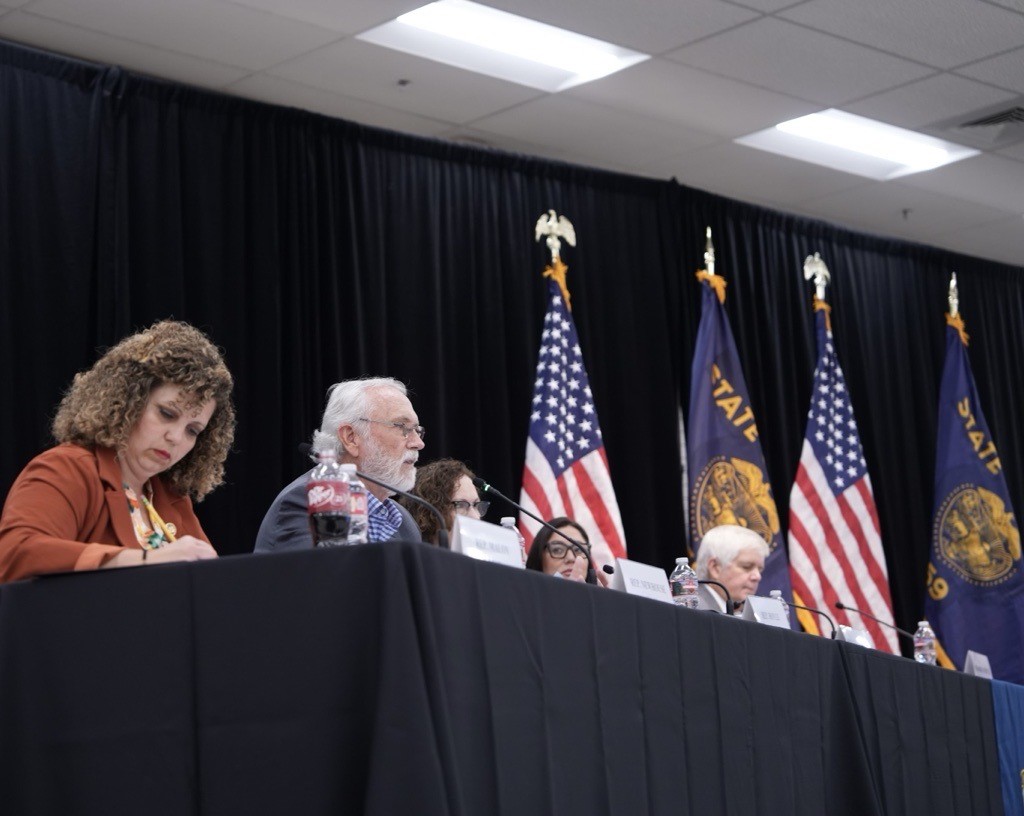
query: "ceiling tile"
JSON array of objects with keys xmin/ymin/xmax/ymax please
[
  {"xmin": 480, "ymin": 0, "xmax": 759, "ymax": 55},
  {"xmin": 222, "ymin": 0, "xmax": 420, "ymax": 34},
  {"xmin": 779, "ymin": 0, "xmax": 1024, "ymax": 70},
  {"xmin": 956, "ymin": 46, "xmax": 1024, "ymax": 95},
  {"xmin": 936, "ymin": 216, "xmax": 1024, "ymax": 268},
  {"xmin": 727, "ymin": 0, "xmax": 806, "ymax": 12},
  {"xmin": 25, "ymin": 0, "xmax": 340, "ymax": 70},
  {"xmin": 227, "ymin": 73, "xmax": 450, "ymax": 136},
  {"xmin": 997, "ymin": 141, "xmax": 1024, "ymax": 164},
  {"xmin": 471, "ymin": 95, "xmax": 720, "ymax": 173},
  {"xmin": 665, "ymin": 17, "xmax": 933, "ymax": 105},
  {"xmin": 0, "ymin": 11, "xmax": 248, "ymax": 87},
  {"xmin": 640, "ymin": 140, "xmax": 868, "ymax": 206},
  {"xmin": 846, "ymin": 73, "xmax": 1017, "ymax": 130},
  {"xmin": 566, "ymin": 57, "xmax": 816, "ymax": 138},
  {"xmin": 899, "ymin": 153, "xmax": 1024, "ymax": 214},
  {"xmin": 798, "ymin": 182, "xmax": 1013, "ymax": 245},
  {"xmin": 269, "ymin": 38, "xmax": 543, "ymax": 125}
]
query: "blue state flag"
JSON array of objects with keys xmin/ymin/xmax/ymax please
[
  {"xmin": 687, "ymin": 270, "xmax": 793, "ymax": 604},
  {"xmin": 926, "ymin": 314, "xmax": 1024, "ymax": 683}
]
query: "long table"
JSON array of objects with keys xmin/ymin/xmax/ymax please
[{"xmin": 0, "ymin": 542, "xmax": 1005, "ymax": 815}]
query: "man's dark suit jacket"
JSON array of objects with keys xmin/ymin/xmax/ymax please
[{"xmin": 254, "ymin": 470, "xmax": 423, "ymax": 552}]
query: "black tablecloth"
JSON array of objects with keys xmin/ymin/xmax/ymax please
[{"xmin": 0, "ymin": 542, "xmax": 1002, "ymax": 815}]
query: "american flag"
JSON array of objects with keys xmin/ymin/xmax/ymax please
[
  {"xmin": 788, "ymin": 303, "xmax": 898, "ymax": 653},
  {"xmin": 519, "ymin": 279, "xmax": 627, "ymax": 568}
]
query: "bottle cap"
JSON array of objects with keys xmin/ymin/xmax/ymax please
[
  {"xmin": 316, "ymin": 447, "xmax": 337, "ymax": 460},
  {"xmin": 917, "ymin": 620, "xmax": 929, "ymax": 627},
  {"xmin": 339, "ymin": 463, "xmax": 357, "ymax": 473},
  {"xmin": 500, "ymin": 517, "xmax": 515, "ymax": 526},
  {"xmin": 675, "ymin": 556, "xmax": 689, "ymax": 565}
]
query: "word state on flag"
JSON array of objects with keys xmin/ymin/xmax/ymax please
[
  {"xmin": 686, "ymin": 232, "xmax": 792, "ymax": 603},
  {"xmin": 926, "ymin": 286, "xmax": 1024, "ymax": 683}
]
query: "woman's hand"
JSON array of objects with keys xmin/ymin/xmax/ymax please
[
  {"xmin": 147, "ymin": 536, "xmax": 218, "ymax": 564},
  {"xmin": 566, "ymin": 556, "xmax": 588, "ymax": 582},
  {"xmin": 103, "ymin": 536, "xmax": 218, "ymax": 569}
]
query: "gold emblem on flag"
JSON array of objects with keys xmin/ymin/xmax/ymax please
[
  {"xmin": 935, "ymin": 484, "xmax": 1020, "ymax": 585},
  {"xmin": 691, "ymin": 456, "xmax": 780, "ymax": 548}
]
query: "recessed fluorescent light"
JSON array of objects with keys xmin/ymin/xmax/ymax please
[
  {"xmin": 735, "ymin": 109, "xmax": 979, "ymax": 180},
  {"xmin": 357, "ymin": 0, "xmax": 648, "ymax": 93}
]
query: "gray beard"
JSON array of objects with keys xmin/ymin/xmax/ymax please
[{"xmin": 360, "ymin": 441, "xmax": 416, "ymax": 494}]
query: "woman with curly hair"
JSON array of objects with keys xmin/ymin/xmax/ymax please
[
  {"xmin": 0, "ymin": 320, "xmax": 235, "ymax": 582},
  {"xmin": 400, "ymin": 458, "xmax": 489, "ymax": 545}
]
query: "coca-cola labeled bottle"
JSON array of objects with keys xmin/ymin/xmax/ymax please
[{"xmin": 307, "ymin": 448, "xmax": 351, "ymax": 547}]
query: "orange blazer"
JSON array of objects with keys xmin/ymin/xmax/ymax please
[{"xmin": 0, "ymin": 443, "xmax": 207, "ymax": 583}]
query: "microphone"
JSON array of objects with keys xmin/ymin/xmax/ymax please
[
  {"xmin": 697, "ymin": 579, "xmax": 733, "ymax": 614},
  {"xmin": 298, "ymin": 442, "xmax": 449, "ymax": 550},
  {"xmin": 789, "ymin": 599, "xmax": 837, "ymax": 639},
  {"xmin": 473, "ymin": 476, "xmax": 598, "ymax": 585},
  {"xmin": 602, "ymin": 564, "xmax": 615, "ymax": 576},
  {"xmin": 835, "ymin": 601, "xmax": 915, "ymax": 640}
]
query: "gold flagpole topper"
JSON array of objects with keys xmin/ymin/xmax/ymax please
[{"xmin": 535, "ymin": 209, "xmax": 576, "ymax": 309}]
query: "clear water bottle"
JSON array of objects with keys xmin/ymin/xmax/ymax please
[
  {"xmin": 669, "ymin": 557, "xmax": 699, "ymax": 609},
  {"xmin": 913, "ymin": 620, "xmax": 937, "ymax": 665},
  {"xmin": 306, "ymin": 448, "xmax": 351, "ymax": 547},
  {"xmin": 500, "ymin": 517, "xmax": 527, "ymax": 564},
  {"xmin": 770, "ymin": 589, "xmax": 791, "ymax": 626},
  {"xmin": 342, "ymin": 464, "xmax": 368, "ymax": 544}
]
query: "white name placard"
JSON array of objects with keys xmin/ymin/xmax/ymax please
[
  {"xmin": 451, "ymin": 516, "xmax": 524, "ymax": 569},
  {"xmin": 964, "ymin": 650, "xmax": 993, "ymax": 679},
  {"xmin": 740, "ymin": 594, "xmax": 790, "ymax": 629},
  {"xmin": 608, "ymin": 558, "xmax": 674, "ymax": 604},
  {"xmin": 836, "ymin": 624, "xmax": 873, "ymax": 648}
]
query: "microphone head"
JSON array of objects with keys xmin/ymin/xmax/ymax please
[
  {"xmin": 298, "ymin": 442, "xmax": 312, "ymax": 455},
  {"xmin": 602, "ymin": 564, "xmax": 615, "ymax": 575},
  {"xmin": 471, "ymin": 476, "xmax": 488, "ymax": 492},
  {"xmin": 834, "ymin": 600, "xmax": 846, "ymax": 610}
]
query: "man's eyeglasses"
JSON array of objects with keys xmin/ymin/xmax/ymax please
[
  {"xmin": 451, "ymin": 500, "xmax": 489, "ymax": 516},
  {"xmin": 358, "ymin": 418, "xmax": 426, "ymax": 440},
  {"xmin": 545, "ymin": 541, "xmax": 585, "ymax": 560}
]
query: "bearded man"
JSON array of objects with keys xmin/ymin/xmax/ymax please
[{"xmin": 254, "ymin": 377, "xmax": 425, "ymax": 552}]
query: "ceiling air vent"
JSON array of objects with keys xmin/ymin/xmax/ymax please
[
  {"xmin": 935, "ymin": 102, "xmax": 1024, "ymax": 150},
  {"xmin": 961, "ymin": 107, "xmax": 1024, "ymax": 128}
]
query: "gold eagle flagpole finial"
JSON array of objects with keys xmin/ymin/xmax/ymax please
[
  {"xmin": 535, "ymin": 209, "xmax": 576, "ymax": 310},
  {"xmin": 696, "ymin": 226, "xmax": 726, "ymax": 303}
]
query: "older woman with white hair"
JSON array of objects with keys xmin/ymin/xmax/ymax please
[{"xmin": 694, "ymin": 524, "xmax": 769, "ymax": 614}]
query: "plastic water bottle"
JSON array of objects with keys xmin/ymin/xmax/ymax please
[
  {"xmin": 769, "ymin": 589, "xmax": 791, "ymax": 626},
  {"xmin": 306, "ymin": 448, "xmax": 351, "ymax": 547},
  {"xmin": 913, "ymin": 620, "xmax": 937, "ymax": 665},
  {"xmin": 669, "ymin": 557, "xmax": 699, "ymax": 609},
  {"xmin": 342, "ymin": 464, "xmax": 368, "ymax": 544},
  {"xmin": 500, "ymin": 517, "xmax": 527, "ymax": 564}
]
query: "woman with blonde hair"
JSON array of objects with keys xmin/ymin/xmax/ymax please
[{"xmin": 0, "ymin": 320, "xmax": 235, "ymax": 582}]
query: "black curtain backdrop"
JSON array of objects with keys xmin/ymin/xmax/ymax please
[{"xmin": 2, "ymin": 39, "xmax": 1022, "ymax": 640}]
